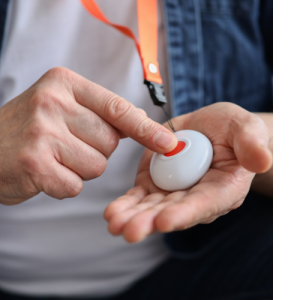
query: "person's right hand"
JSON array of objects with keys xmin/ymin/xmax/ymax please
[{"xmin": 0, "ymin": 67, "xmax": 177, "ymax": 205}]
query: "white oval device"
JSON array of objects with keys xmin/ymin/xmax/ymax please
[{"xmin": 150, "ymin": 130, "xmax": 213, "ymax": 192}]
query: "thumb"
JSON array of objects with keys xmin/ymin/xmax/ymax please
[{"xmin": 231, "ymin": 113, "xmax": 272, "ymax": 173}]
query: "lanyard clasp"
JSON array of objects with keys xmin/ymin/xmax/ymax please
[{"xmin": 144, "ymin": 80, "xmax": 167, "ymax": 106}]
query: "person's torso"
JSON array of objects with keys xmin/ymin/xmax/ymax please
[
  {"xmin": 0, "ymin": 0, "xmax": 170, "ymax": 297},
  {"xmin": 0, "ymin": 0, "xmax": 273, "ymax": 297}
]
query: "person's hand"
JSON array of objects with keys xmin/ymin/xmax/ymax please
[
  {"xmin": 104, "ymin": 102, "xmax": 272, "ymax": 243},
  {"xmin": 0, "ymin": 67, "xmax": 177, "ymax": 205}
]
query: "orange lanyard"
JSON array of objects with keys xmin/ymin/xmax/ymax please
[{"xmin": 80, "ymin": 0, "xmax": 169, "ymax": 108}]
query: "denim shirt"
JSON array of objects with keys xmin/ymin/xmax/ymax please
[
  {"xmin": 161, "ymin": 0, "xmax": 273, "ymax": 258},
  {"xmin": 0, "ymin": 0, "xmax": 273, "ymax": 258},
  {"xmin": 162, "ymin": 0, "xmax": 273, "ymax": 116}
]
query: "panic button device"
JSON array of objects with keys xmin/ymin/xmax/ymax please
[
  {"xmin": 164, "ymin": 141, "xmax": 186, "ymax": 157},
  {"xmin": 150, "ymin": 130, "xmax": 213, "ymax": 192}
]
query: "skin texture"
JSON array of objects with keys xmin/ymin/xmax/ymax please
[
  {"xmin": 251, "ymin": 113, "xmax": 273, "ymax": 197},
  {"xmin": 0, "ymin": 67, "xmax": 177, "ymax": 205},
  {"xmin": 104, "ymin": 103, "xmax": 273, "ymax": 243}
]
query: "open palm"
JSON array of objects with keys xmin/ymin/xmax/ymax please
[{"xmin": 104, "ymin": 103, "xmax": 272, "ymax": 243}]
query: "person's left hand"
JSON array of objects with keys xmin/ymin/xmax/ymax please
[{"xmin": 104, "ymin": 103, "xmax": 272, "ymax": 243}]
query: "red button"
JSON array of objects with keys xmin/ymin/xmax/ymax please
[{"xmin": 164, "ymin": 141, "xmax": 186, "ymax": 157}]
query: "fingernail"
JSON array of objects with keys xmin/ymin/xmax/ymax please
[{"xmin": 154, "ymin": 131, "xmax": 176, "ymax": 149}]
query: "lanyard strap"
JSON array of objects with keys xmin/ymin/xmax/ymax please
[
  {"xmin": 80, "ymin": 0, "xmax": 162, "ymax": 84},
  {"xmin": 80, "ymin": 0, "xmax": 167, "ymax": 107}
]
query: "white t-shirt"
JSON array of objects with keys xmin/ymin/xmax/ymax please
[{"xmin": 0, "ymin": 0, "xmax": 171, "ymax": 297}]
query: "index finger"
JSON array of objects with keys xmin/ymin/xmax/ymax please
[{"xmin": 69, "ymin": 70, "xmax": 177, "ymax": 153}]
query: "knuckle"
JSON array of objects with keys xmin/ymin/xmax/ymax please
[
  {"xmin": 85, "ymin": 157, "xmax": 107, "ymax": 180},
  {"xmin": 137, "ymin": 108, "xmax": 147, "ymax": 117},
  {"xmin": 25, "ymin": 118, "xmax": 49, "ymax": 141},
  {"xmin": 230, "ymin": 199, "xmax": 244, "ymax": 210},
  {"xmin": 205, "ymin": 201, "xmax": 220, "ymax": 220},
  {"xmin": 30, "ymin": 87, "xmax": 63, "ymax": 113},
  {"xmin": 43, "ymin": 174, "xmax": 83, "ymax": 200},
  {"xmin": 246, "ymin": 113, "xmax": 262, "ymax": 129},
  {"xmin": 30, "ymin": 86, "xmax": 76, "ymax": 118},
  {"xmin": 231, "ymin": 110, "xmax": 261, "ymax": 132},
  {"xmin": 64, "ymin": 180, "xmax": 83, "ymax": 198},
  {"xmin": 18, "ymin": 148, "xmax": 43, "ymax": 175},
  {"xmin": 45, "ymin": 66, "xmax": 72, "ymax": 81},
  {"xmin": 250, "ymin": 112, "xmax": 262, "ymax": 124},
  {"xmin": 230, "ymin": 112, "xmax": 246, "ymax": 131},
  {"xmin": 105, "ymin": 133, "xmax": 119, "ymax": 157},
  {"xmin": 90, "ymin": 117, "xmax": 120, "ymax": 157},
  {"xmin": 105, "ymin": 95, "xmax": 131, "ymax": 121}
]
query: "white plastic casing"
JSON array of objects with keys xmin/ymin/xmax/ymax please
[{"xmin": 150, "ymin": 130, "xmax": 213, "ymax": 192}]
